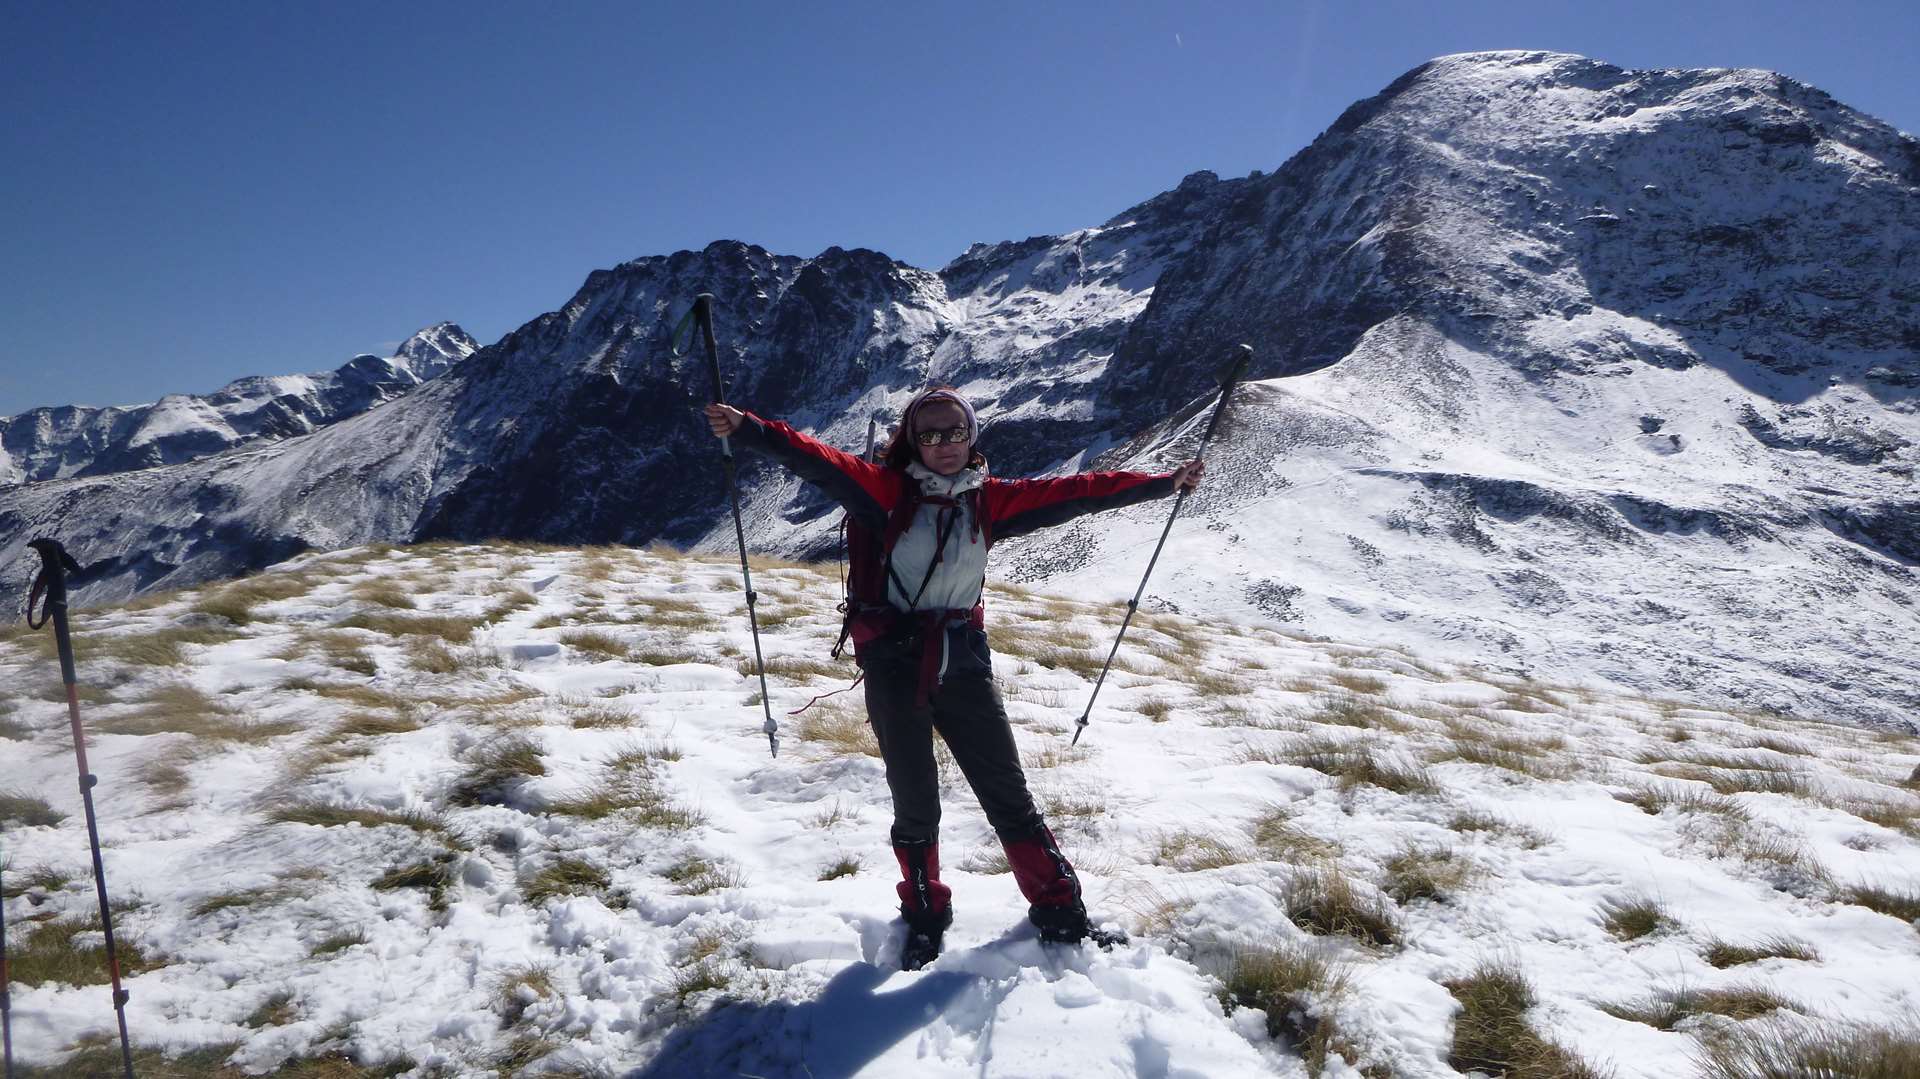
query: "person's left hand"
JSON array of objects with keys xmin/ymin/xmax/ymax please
[{"xmin": 1172, "ymin": 458, "xmax": 1205, "ymax": 491}]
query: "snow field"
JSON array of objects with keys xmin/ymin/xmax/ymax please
[{"xmin": 0, "ymin": 541, "xmax": 1915, "ymax": 1077}]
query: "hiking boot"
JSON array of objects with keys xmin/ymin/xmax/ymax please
[{"xmin": 901, "ymin": 903, "xmax": 953, "ymax": 970}]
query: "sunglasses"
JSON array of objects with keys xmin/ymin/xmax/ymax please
[{"xmin": 913, "ymin": 425, "xmax": 971, "ymax": 447}]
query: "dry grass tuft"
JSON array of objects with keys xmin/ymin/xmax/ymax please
[
  {"xmin": 351, "ymin": 581, "xmax": 417, "ymax": 610},
  {"xmin": 1306, "ymin": 693, "xmax": 1414, "ymax": 732},
  {"xmin": 2, "ymin": 864, "xmax": 72, "ymax": 901},
  {"xmin": 1030, "ymin": 645, "xmax": 1107, "ymax": 679},
  {"xmin": 244, "ymin": 990, "xmax": 298, "ymax": 1029},
  {"xmin": 494, "ymin": 963, "xmax": 555, "ymax": 1028},
  {"xmin": 1288, "ymin": 738, "xmax": 1438, "ymax": 795},
  {"xmin": 0, "ymin": 789, "xmax": 66, "ymax": 827},
  {"xmin": 1600, "ymin": 894, "xmax": 1676, "ymax": 941},
  {"xmin": 1136, "ymin": 695, "xmax": 1175, "ymax": 722},
  {"xmin": 562, "ymin": 630, "xmax": 631, "ymax": 660},
  {"xmin": 523, "ymin": 858, "xmax": 610, "ymax": 905},
  {"xmin": 1434, "ymin": 717, "xmax": 1573, "ymax": 779},
  {"xmin": 1327, "ymin": 671, "xmax": 1388, "ymax": 696},
  {"xmin": 1618, "ymin": 783, "xmax": 1749, "ymax": 818},
  {"xmin": 1445, "ymin": 961, "xmax": 1609, "ymax": 1078},
  {"xmin": 1022, "ymin": 743, "xmax": 1093, "ymax": 771},
  {"xmin": 1280, "ymin": 866, "xmax": 1399, "ymax": 947},
  {"xmin": 605, "ymin": 738, "xmax": 684, "ymax": 769},
  {"xmin": 310, "ymin": 930, "xmax": 367, "ymax": 957},
  {"xmin": 450, "ymin": 735, "xmax": 546, "ymax": 808},
  {"xmin": 1382, "ymin": 844, "xmax": 1476, "ymax": 905},
  {"xmin": 267, "ymin": 801, "xmax": 447, "ymax": 836},
  {"xmin": 544, "ymin": 769, "xmax": 704, "ymax": 831},
  {"xmin": 191, "ymin": 885, "xmax": 295, "ymax": 918},
  {"xmin": 189, "ymin": 572, "xmax": 313, "ymax": 624},
  {"xmin": 1839, "ymin": 882, "xmax": 1920, "ymax": 925},
  {"xmin": 817, "ymin": 855, "xmax": 861, "ymax": 881},
  {"xmin": 662, "ymin": 855, "xmax": 744, "ymax": 896},
  {"xmin": 631, "ymin": 644, "xmax": 709, "ymax": 667},
  {"xmin": 6, "ymin": 911, "xmax": 162, "ymax": 988},
  {"xmin": 567, "ymin": 702, "xmax": 636, "ymax": 730},
  {"xmin": 481, "ymin": 585, "xmax": 541, "ymax": 623},
  {"xmin": 1602, "ymin": 982, "xmax": 1798, "ymax": 1030},
  {"xmin": 1152, "ymin": 831, "xmax": 1251, "ymax": 872},
  {"xmin": 1447, "ymin": 810, "xmax": 1553, "ymax": 848},
  {"xmin": 1649, "ymin": 759, "xmax": 1813, "ymax": 798},
  {"xmin": 796, "ymin": 704, "xmax": 879, "ymax": 757},
  {"xmin": 957, "ymin": 847, "xmax": 1012, "ymax": 875},
  {"xmin": 745, "ymin": 654, "xmax": 852, "ymax": 682},
  {"xmin": 371, "ymin": 853, "xmax": 459, "ymax": 911},
  {"xmin": 1692, "ymin": 1017, "xmax": 1920, "ymax": 1079},
  {"xmin": 1188, "ymin": 668, "xmax": 1247, "ymax": 698},
  {"xmin": 96, "ymin": 683, "xmax": 302, "ymax": 743},
  {"xmin": 335, "ymin": 612, "xmax": 478, "ymax": 643},
  {"xmin": 84, "ymin": 625, "xmax": 238, "ymax": 667},
  {"xmin": 1834, "ymin": 795, "xmax": 1920, "ymax": 839},
  {"xmin": 1216, "ymin": 942, "xmax": 1364, "ymax": 1075},
  {"xmin": 308, "ymin": 682, "xmax": 410, "ymax": 710},
  {"xmin": 1250, "ymin": 805, "xmax": 1338, "ymax": 862},
  {"xmin": 1702, "ymin": 935, "xmax": 1819, "ymax": 969},
  {"xmin": 403, "ymin": 636, "xmax": 462, "ymax": 675},
  {"xmin": 0, "ymin": 700, "xmax": 29, "ymax": 742},
  {"xmin": 324, "ymin": 711, "xmax": 422, "ymax": 741},
  {"xmin": 9, "ymin": 1039, "xmax": 260, "ymax": 1078},
  {"xmin": 288, "ymin": 630, "xmax": 379, "ymax": 676}
]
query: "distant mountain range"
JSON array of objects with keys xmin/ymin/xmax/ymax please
[
  {"xmin": 0, "ymin": 323, "xmax": 476, "ymax": 485},
  {"xmin": 2, "ymin": 51, "xmax": 1914, "ymax": 728}
]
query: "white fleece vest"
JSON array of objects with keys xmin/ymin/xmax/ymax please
[{"xmin": 886, "ymin": 462, "xmax": 989, "ymax": 612}]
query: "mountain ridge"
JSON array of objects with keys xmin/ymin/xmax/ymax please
[
  {"xmin": 0, "ymin": 322, "xmax": 477, "ymax": 487},
  {"xmin": 1, "ymin": 51, "xmax": 1915, "ymax": 729}
]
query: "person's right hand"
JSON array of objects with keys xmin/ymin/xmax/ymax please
[{"xmin": 704, "ymin": 403, "xmax": 744, "ymax": 438}]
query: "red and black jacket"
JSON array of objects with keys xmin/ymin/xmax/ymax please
[{"xmin": 734, "ymin": 411, "xmax": 1177, "ymax": 660}]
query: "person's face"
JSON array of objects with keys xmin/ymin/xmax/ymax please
[{"xmin": 912, "ymin": 401, "xmax": 971, "ymax": 476}]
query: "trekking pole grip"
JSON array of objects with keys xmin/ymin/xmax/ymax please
[{"xmin": 27, "ymin": 539, "xmax": 83, "ymax": 684}]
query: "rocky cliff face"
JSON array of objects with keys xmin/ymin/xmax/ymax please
[
  {"xmin": 2, "ymin": 51, "xmax": 1914, "ymax": 728},
  {"xmin": 0, "ymin": 323, "xmax": 476, "ymax": 486}
]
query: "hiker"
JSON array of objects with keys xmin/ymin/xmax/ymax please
[{"xmin": 703, "ymin": 387, "xmax": 1203, "ymax": 967}]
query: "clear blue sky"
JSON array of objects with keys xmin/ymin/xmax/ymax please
[{"xmin": 2, "ymin": 1, "xmax": 1915, "ymax": 416}]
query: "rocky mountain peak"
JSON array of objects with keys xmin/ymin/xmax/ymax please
[{"xmin": 2, "ymin": 52, "xmax": 1915, "ymax": 729}]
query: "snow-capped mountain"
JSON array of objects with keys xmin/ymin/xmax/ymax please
[
  {"xmin": 1, "ymin": 51, "xmax": 1915, "ymax": 729},
  {"xmin": 0, "ymin": 323, "xmax": 477, "ymax": 486}
]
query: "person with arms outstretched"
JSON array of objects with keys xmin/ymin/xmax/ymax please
[{"xmin": 706, "ymin": 387, "xmax": 1203, "ymax": 968}]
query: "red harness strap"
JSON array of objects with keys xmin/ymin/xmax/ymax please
[{"xmin": 911, "ymin": 603, "xmax": 986, "ymax": 708}]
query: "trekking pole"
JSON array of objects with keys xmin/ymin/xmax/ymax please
[
  {"xmin": 25, "ymin": 538, "xmax": 136, "ymax": 1078},
  {"xmin": 3, "ymin": 854, "xmax": 13, "ymax": 1079},
  {"xmin": 1072, "ymin": 345, "xmax": 1252, "ymax": 746},
  {"xmin": 672, "ymin": 295, "xmax": 779, "ymax": 758}
]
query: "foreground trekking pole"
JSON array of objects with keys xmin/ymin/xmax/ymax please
[
  {"xmin": 26, "ymin": 539, "xmax": 136, "ymax": 1078},
  {"xmin": 3, "ymin": 856, "xmax": 13, "ymax": 1079},
  {"xmin": 1072, "ymin": 345, "xmax": 1252, "ymax": 746},
  {"xmin": 672, "ymin": 295, "xmax": 779, "ymax": 758}
]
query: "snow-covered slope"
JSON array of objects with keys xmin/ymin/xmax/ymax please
[
  {"xmin": 1, "ymin": 544, "xmax": 1916, "ymax": 1076},
  {"xmin": 1018, "ymin": 50, "xmax": 1920, "ymax": 727},
  {"xmin": 1, "ymin": 51, "xmax": 1915, "ymax": 731},
  {"xmin": 0, "ymin": 323, "xmax": 476, "ymax": 486}
]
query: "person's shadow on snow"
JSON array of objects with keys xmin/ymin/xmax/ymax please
[{"xmin": 625, "ymin": 960, "xmax": 978, "ymax": 1079}]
